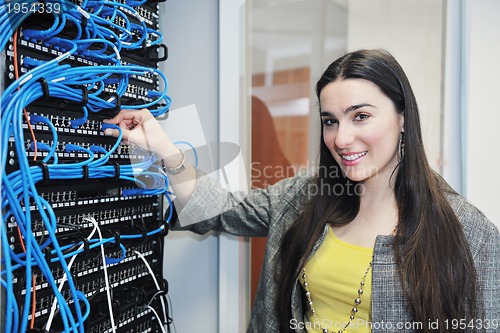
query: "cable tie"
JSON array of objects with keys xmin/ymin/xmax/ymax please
[
  {"xmin": 81, "ymin": 15, "xmax": 88, "ymax": 30},
  {"xmin": 161, "ymin": 222, "xmax": 170, "ymax": 237},
  {"xmin": 148, "ymin": 44, "xmax": 168, "ymax": 62},
  {"xmin": 74, "ymin": 85, "xmax": 88, "ymax": 107},
  {"xmin": 160, "ymin": 278, "xmax": 169, "ymax": 294},
  {"xmin": 60, "ymin": 85, "xmax": 87, "ymax": 108},
  {"xmin": 81, "ymin": 165, "xmax": 89, "ymax": 182},
  {"xmin": 140, "ymin": 38, "xmax": 147, "ymax": 54},
  {"xmin": 105, "ymin": 230, "xmax": 121, "ymax": 249},
  {"xmin": 140, "ymin": 224, "xmax": 148, "ymax": 242},
  {"xmin": 38, "ymin": 78, "xmax": 50, "ymax": 101},
  {"xmin": 68, "ymin": 233, "xmax": 90, "ymax": 258},
  {"xmin": 161, "ymin": 209, "xmax": 173, "ymax": 237},
  {"xmin": 82, "ymin": 237, "xmax": 90, "ymax": 257},
  {"xmin": 136, "ymin": 288, "xmax": 146, "ymax": 305},
  {"xmin": 77, "ymin": 6, "xmax": 91, "ymax": 19},
  {"xmin": 44, "ymin": 247, "xmax": 52, "ymax": 269},
  {"xmin": 36, "ymin": 161, "xmax": 50, "ymax": 185},
  {"xmin": 110, "ymin": 162, "xmax": 120, "ymax": 181}
]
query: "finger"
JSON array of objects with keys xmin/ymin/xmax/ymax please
[
  {"xmin": 103, "ymin": 128, "xmax": 130, "ymax": 141},
  {"xmin": 103, "ymin": 109, "xmax": 141, "ymax": 124},
  {"xmin": 103, "ymin": 128, "xmax": 119, "ymax": 137},
  {"xmin": 117, "ymin": 121, "xmax": 132, "ymax": 132}
]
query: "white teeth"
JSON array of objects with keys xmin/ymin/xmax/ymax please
[{"xmin": 342, "ymin": 151, "xmax": 367, "ymax": 161}]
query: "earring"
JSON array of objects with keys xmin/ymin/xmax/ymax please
[{"xmin": 399, "ymin": 132, "xmax": 405, "ymax": 160}]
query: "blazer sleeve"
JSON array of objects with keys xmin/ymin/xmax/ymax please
[
  {"xmin": 169, "ymin": 169, "xmax": 312, "ymax": 237},
  {"xmin": 474, "ymin": 222, "xmax": 500, "ymax": 328}
]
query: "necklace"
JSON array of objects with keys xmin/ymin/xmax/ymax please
[{"xmin": 301, "ymin": 261, "xmax": 372, "ymax": 333}]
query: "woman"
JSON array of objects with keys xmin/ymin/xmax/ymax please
[{"xmin": 104, "ymin": 49, "xmax": 499, "ymax": 333}]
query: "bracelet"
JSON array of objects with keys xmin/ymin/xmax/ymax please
[{"xmin": 162, "ymin": 147, "xmax": 186, "ymax": 175}]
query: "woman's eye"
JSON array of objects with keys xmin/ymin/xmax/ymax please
[
  {"xmin": 322, "ymin": 118, "xmax": 337, "ymax": 126},
  {"xmin": 354, "ymin": 113, "xmax": 370, "ymax": 121}
]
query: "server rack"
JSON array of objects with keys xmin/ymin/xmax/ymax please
[{"xmin": 1, "ymin": 1, "xmax": 172, "ymax": 332}]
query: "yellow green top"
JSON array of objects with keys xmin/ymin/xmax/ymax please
[{"xmin": 299, "ymin": 226, "xmax": 374, "ymax": 332}]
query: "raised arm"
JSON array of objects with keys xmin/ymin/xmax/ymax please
[{"xmin": 103, "ymin": 109, "xmax": 197, "ymax": 205}]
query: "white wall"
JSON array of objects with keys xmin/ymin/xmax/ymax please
[
  {"xmin": 442, "ymin": 0, "xmax": 463, "ymax": 192},
  {"xmin": 463, "ymin": 0, "xmax": 500, "ymax": 228},
  {"xmin": 160, "ymin": 1, "xmax": 220, "ymax": 332},
  {"xmin": 160, "ymin": 2, "xmax": 251, "ymax": 332}
]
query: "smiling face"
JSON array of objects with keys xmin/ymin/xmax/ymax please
[{"xmin": 320, "ymin": 78, "xmax": 404, "ymax": 188}]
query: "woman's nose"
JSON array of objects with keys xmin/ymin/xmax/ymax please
[{"xmin": 334, "ymin": 124, "xmax": 355, "ymax": 150}]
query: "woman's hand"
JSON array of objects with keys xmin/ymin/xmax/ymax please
[
  {"xmin": 104, "ymin": 108, "xmax": 197, "ymax": 203},
  {"xmin": 103, "ymin": 108, "xmax": 173, "ymax": 158}
]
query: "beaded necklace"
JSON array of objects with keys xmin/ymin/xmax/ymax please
[{"xmin": 301, "ymin": 261, "xmax": 372, "ymax": 333}]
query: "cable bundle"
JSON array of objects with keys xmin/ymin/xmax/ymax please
[{"xmin": 1, "ymin": 0, "xmax": 175, "ymax": 332}]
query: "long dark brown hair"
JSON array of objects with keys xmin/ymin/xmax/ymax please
[{"xmin": 276, "ymin": 49, "xmax": 477, "ymax": 332}]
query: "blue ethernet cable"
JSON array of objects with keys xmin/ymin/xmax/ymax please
[
  {"xmin": 4, "ymin": 62, "xmax": 169, "ymax": 115},
  {"xmin": 70, "ymin": 106, "xmax": 89, "ymax": 128},
  {"xmin": 65, "ymin": 13, "xmax": 84, "ymax": 40},
  {"xmin": 85, "ymin": 0, "xmax": 148, "ymax": 50},
  {"xmin": 104, "ymin": 243, "xmax": 127, "ymax": 265},
  {"xmin": 5, "ymin": 88, "xmax": 83, "ymax": 332},
  {"xmin": 22, "ymin": 13, "xmax": 66, "ymax": 40},
  {"xmin": 0, "ymin": 214, "xmax": 19, "ymax": 333},
  {"xmin": 1, "ymin": 169, "xmax": 77, "ymax": 332},
  {"xmin": 0, "ymin": 7, "xmax": 31, "ymax": 50},
  {"xmin": 1, "ymin": 1, "xmax": 175, "ymax": 330},
  {"xmin": 1, "ymin": 154, "xmax": 157, "ymax": 219},
  {"xmin": 126, "ymin": 0, "xmax": 148, "ymax": 6},
  {"xmin": 29, "ymin": 115, "xmax": 59, "ymax": 164},
  {"xmin": 2, "ymin": 66, "xmax": 165, "ymax": 124},
  {"xmin": 2, "ymin": 102, "xmax": 99, "ymax": 333}
]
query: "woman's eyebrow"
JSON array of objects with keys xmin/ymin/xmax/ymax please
[
  {"xmin": 344, "ymin": 103, "xmax": 375, "ymax": 114},
  {"xmin": 320, "ymin": 103, "xmax": 375, "ymax": 117}
]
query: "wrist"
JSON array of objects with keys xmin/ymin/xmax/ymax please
[{"xmin": 160, "ymin": 147, "xmax": 187, "ymax": 175}]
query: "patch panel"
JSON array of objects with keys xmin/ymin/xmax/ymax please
[
  {"xmin": 5, "ymin": 36, "xmax": 163, "ymax": 104},
  {"xmin": 113, "ymin": 1, "xmax": 159, "ymax": 29},
  {"xmin": 15, "ymin": 238, "xmax": 163, "ymax": 329},
  {"xmin": 7, "ymin": 200, "xmax": 161, "ymax": 249},
  {"xmin": 7, "ymin": 47, "xmax": 160, "ymax": 94},
  {"xmin": 6, "ymin": 132, "xmax": 151, "ymax": 171},
  {"xmin": 21, "ymin": 112, "xmax": 119, "ymax": 141}
]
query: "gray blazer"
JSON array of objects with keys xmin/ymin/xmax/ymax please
[{"xmin": 173, "ymin": 171, "xmax": 500, "ymax": 332}]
